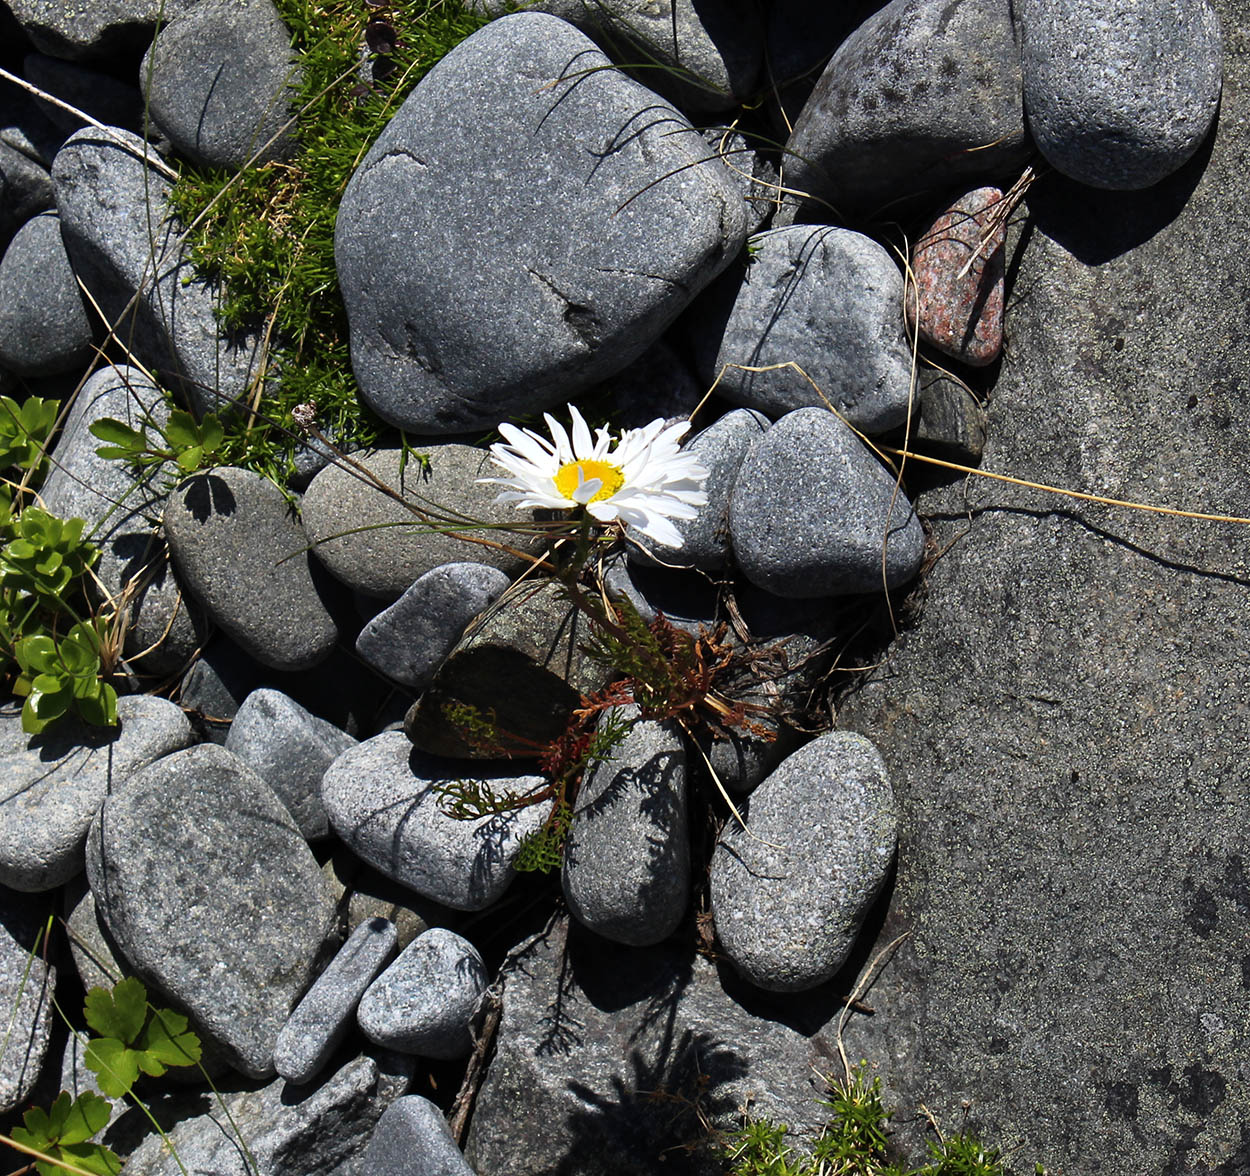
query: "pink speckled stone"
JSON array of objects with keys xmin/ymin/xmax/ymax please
[{"xmin": 906, "ymin": 186, "xmax": 1005, "ymax": 367}]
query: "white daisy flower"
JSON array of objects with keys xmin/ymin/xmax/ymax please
[{"xmin": 480, "ymin": 405, "xmax": 709, "ymax": 549}]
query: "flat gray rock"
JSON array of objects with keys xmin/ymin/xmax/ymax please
[
  {"xmin": 141, "ymin": 0, "xmax": 300, "ymax": 170},
  {"xmin": 164, "ymin": 466, "xmax": 340, "ymax": 671},
  {"xmin": 562, "ymin": 706, "xmax": 689, "ymax": 946},
  {"xmin": 7, "ymin": 0, "xmax": 198, "ymax": 61},
  {"xmin": 40, "ymin": 363, "xmax": 206, "ymax": 677},
  {"xmin": 275, "ymin": 918, "xmax": 398, "ymax": 1086},
  {"xmin": 361, "ymin": 1095, "xmax": 475, "ymax": 1176},
  {"xmin": 1016, "ymin": 0, "xmax": 1222, "ymax": 189},
  {"xmin": 0, "ymin": 211, "xmax": 92, "ymax": 375},
  {"xmin": 357, "ymin": 928, "xmax": 487, "ymax": 1059},
  {"xmin": 694, "ymin": 227, "xmax": 914, "ymax": 433},
  {"xmin": 322, "ymin": 732, "xmax": 546, "ymax": 911},
  {"xmin": 302, "ymin": 446, "xmax": 536, "ymax": 600},
  {"xmin": 728, "ymin": 407, "xmax": 926, "ymax": 598},
  {"xmin": 122, "ymin": 1055, "xmax": 390, "ymax": 1176},
  {"xmin": 335, "ymin": 13, "xmax": 748, "ymax": 434},
  {"xmin": 628, "ymin": 408, "xmax": 767, "ymax": 571},
  {"xmin": 782, "ymin": 0, "xmax": 1028, "ymax": 219},
  {"xmin": 226, "ymin": 687, "xmax": 357, "ymax": 839},
  {"xmin": 51, "ymin": 126, "xmax": 267, "ymax": 416},
  {"xmin": 0, "ymin": 695, "xmax": 192, "ymax": 893},
  {"xmin": 85, "ymin": 743, "xmax": 339, "ymax": 1078},
  {"xmin": 469, "ymin": 0, "xmax": 764, "ymax": 112},
  {"xmin": 710, "ymin": 732, "xmax": 897, "ymax": 992},
  {"xmin": 0, "ymin": 885, "xmax": 55, "ymax": 1114},
  {"xmin": 355, "ymin": 562, "xmax": 511, "ymax": 689}
]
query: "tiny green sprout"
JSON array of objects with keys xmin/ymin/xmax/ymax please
[
  {"xmin": 83, "ymin": 976, "xmax": 202, "ymax": 1098},
  {"xmin": 9, "ymin": 1090, "xmax": 121, "ymax": 1176}
]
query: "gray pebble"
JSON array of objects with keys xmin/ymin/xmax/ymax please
[
  {"xmin": 728, "ymin": 407, "xmax": 925, "ymax": 598},
  {"xmin": 0, "ymin": 884, "xmax": 55, "ymax": 1114},
  {"xmin": 358, "ymin": 928, "xmax": 487, "ymax": 1059},
  {"xmin": 361, "ymin": 1095, "xmax": 476, "ymax": 1176},
  {"xmin": 356, "ymin": 562, "xmax": 511, "ymax": 689},
  {"xmin": 226, "ymin": 687, "xmax": 357, "ymax": 839},
  {"xmin": 274, "ymin": 917, "xmax": 398, "ymax": 1086},
  {"xmin": 710, "ymin": 731, "xmax": 897, "ymax": 991}
]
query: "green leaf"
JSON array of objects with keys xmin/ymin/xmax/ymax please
[
  {"xmin": 199, "ymin": 415, "xmax": 225, "ymax": 453},
  {"xmin": 18, "ymin": 1102, "xmax": 54, "ymax": 1144},
  {"xmin": 55, "ymin": 1141, "xmax": 122, "ymax": 1176},
  {"xmin": 84, "ymin": 978, "xmax": 148, "ymax": 1043},
  {"xmin": 57, "ymin": 1092, "xmax": 111, "ymax": 1146},
  {"xmin": 176, "ymin": 446, "xmax": 203, "ymax": 474},
  {"xmin": 89, "ymin": 419, "xmax": 147, "ymax": 449},
  {"xmin": 84, "ymin": 1037, "xmax": 140, "ymax": 1099},
  {"xmin": 163, "ymin": 410, "xmax": 200, "ymax": 451},
  {"xmin": 140, "ymin": 1007, "xmax": 201, "ymax": 1069}
]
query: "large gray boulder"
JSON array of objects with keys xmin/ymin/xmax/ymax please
[
  {"xmin": 832, "ymin": 5, "xmax": 1250, "ymax": 1165},
  {"xmin": 335, "ymin": 13, "xmax": 748, "ymax": 435}
]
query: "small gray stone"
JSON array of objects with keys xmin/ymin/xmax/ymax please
[
  {"xmin": 7, "ymin": 0, "xmax": 198, "ymax": 61},
  {"xmin": 322, "ymin": 732, "xmax": 546, "ymax": 911},
  {"xmin": 357, "ymin": 928, "xmax": 487, "ymax": 1059},
  {"xmin": 1016, "ymin": 0, "xmax": 1222, "ymax": 189},
  {"xmin": 24, "ymin": 54, "xmax": 146, "ymax": 137},
  {"xmin": 563, "ymin": 707, "xmax": 689, "ymax": 946},
  {"xmin": 86, "ymin": 743, "xmax": 338, "ymax": 1077},
  {"xmin": 710, "ymin": 731, "xmax": 897, "ymax": 992},
  {"xmin": 405, "ymin": 578, "xmax": 612, "ymax": 758},
  {"xmin": 915, "ymin": 368, "xmax": 987, "ymax": 463},
  {"xmin": 346, "ymin": 863, "xmax": 454, "ymax": 951},
  {"xmin": 63, "ymin": 875, "xmax": 126, "ymax": 994},
  {"xmin": 694, "ymin": 226, "xmax": 914, "ymax": 433},
  {"xmin": 302, "ymin": 446, "xmax": 540, "ymax": 600},
  {"xmin": 781, "ymin": 0, "xmax": 1028, "ymax": 219},
  {"xmin": 729, "ymin": 407, "xmax": 926, "ymax": 598},
  {"xmin": 275, "ymin": 917, "xmax": 398, "ymax": 1086},
  {"xmin": 226, "ymin": 688, "xmax": 357, "ymax": 839},
  {"xmin": 141, "ymin": 0, "xmax": 300, "ymax": 170},
  {"xmin": 628, "ymin": 408, "xmax": 767, "ymax": 570},
  {"xmin": 470, "ymin": 0, "xmax": 764, "ymax": 112},
  {"xmin": 603, "ymin": 553, "xmax": 721, "ymax": 635},
  {"xmin": 335, "ymin": 13, "xmax": 748, "ymax": 434},
  {"xmin": 51, "ymin": 126, "xmax": 267, "ymax": 416},
  {"xmin": 0, "ymin": 695, "xmax": 193, "ymax": 892},
  {"xmin": 0, "ymin": 884, "xmax": 55, "ymax": 1114},
  {"xmin": 0, "ymin": 139, "xmax": 53, "ymax": 248},
  {"xmin": 164, "ymin": 466, "xmax": 340, "ymax": 671},
  {"xmin": 0, "ymin": 211, "xmax": 92, "ymax": 375},
  {"xmin": 362, "ymin": 1095, "xmax": 475, "ymax": 1176},
  {"xmin": 122, "ymin": 1055, "xmax": 390, "ymax": 1176},
  {"xmin": 356, "ymin": 562, "xmax": 511, "ymax": 689}
]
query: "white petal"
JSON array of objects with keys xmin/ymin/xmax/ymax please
[
  {"xmin": 543, "ymin": 413, "xmax": 574, "ymax": 464},
  {"xmin": 571, "ymin": 477, "xmax": 603, "ymax": 504},
  {"xmin": 569, "ymin": 404, "xmax": 594, "ymax": 458}
]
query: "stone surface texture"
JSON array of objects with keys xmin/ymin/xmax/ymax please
[
  {"xmin": 695, "ymin": 227, "xmax": 915, "ymax": 432},
  {"xmin": 85, "ymin": 744, "xmax": 338, "ymax": 1077},
  {"xmin": 0, "ymin": 885, "xmax": 55, "ymax": 1114},
  {"xmin": 164, "ymin": 466, "xmax": 340, "ymax": 671},
  {"xmin": 355, "ymin": 561, "xmax": 511, "ymax": 688},
  {"xmin": 141, "ymin": 0, "xmax": 300, "ymax": 170},
  {"xmin": 322, "ymin": 732, "xmax": 545, "ymax": 910},
  {"xmin": 829, "ymin": 11, "xmax": 1250, "ymax": 1166},
  {"xmin": 360, "ymin": 1095, "xmax": 476, "ymax": 1176},
  {"xmin": 0, "ymin": 695, "xmax": 192, "ymax": 892},
  {"xmin": 335, "ymin": 13, "xmax": 748, "ymax": 434},
  {"xmin": 275, "ymin": 917, "xmax": 398, "ymax": 1085},
  {"xmin": 0, "ymin": 211, "xmax": 92, "ymax": 375},
  {"xmin": 6, "ymin": 0, "xmax": 198, "ymax": 60},
  {"xmin": 357, "ymin": 928, "xmax": 487, "ymax": 1058},
  {"xmin": 782, "ymin": 0, "xmax": 1028, "ymax": 218},
  {"xmin": 225, "ymin": 687, "xmax": 357, "ymax": 839},
  {"xmin": 728, "ymin": 407, "xmax": 926, "ymax": 598},
  {"xmin": 562, "ymin": 707, "xmax": 689, "ymax": 946},
  {"xmin": 1016, "ymin": 0, "xmax": 1222, "ymax": 189},
  {"xmin": 905, "ymin": 186, "xmax": 1005, "ymax": 367},
  {"xmin": 301, "ymin": 446, "xmax": 537, "ymax": 599},
  {"xmin": 710, "ymin": 732, "xmax": 898, "ymax": 992},
  {"xmin": 51, "ymin": 126, "xmax": 267, "ymax": 416}
]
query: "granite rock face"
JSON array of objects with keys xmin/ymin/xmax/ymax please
[
  {"xmin": 831, "ymin": 17, "xmax": 1250, "ymax": 1166},
  {"xmin": 1016, "ymin": 0, "xmax": 1222, "ymax": 189},
  {"xmin": 0, "ymin": 211, "xmax": 92, "ymax": 375},
  {"xmin": 695, "ymin": 226, "xmax": 914, "ymax": 432},
  {"xmin": 164, "ymin": 466, "xmax": 340, "ymax": 671},
  {"xmin": 85, "ymin": 744, "xmax": 338, "ymax": 1078},
  {"xmin": 728, "ymin": 407, "xmax": 926, "ymax": 598},
  {"xmin": 336, "ymin": 13, "xmax": 748, "ymax": 434},
  {"xmin": 141, "ymin": 0, "xmax": 300, "ymax": 170},
  {"xmin": 782, "ymin": 0, "xmax": 1028, "ymax": 219}
]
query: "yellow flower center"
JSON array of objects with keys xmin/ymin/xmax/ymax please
[{"xmin": 554, "ymin": 459, "xmax": 625, "ymax": 503}]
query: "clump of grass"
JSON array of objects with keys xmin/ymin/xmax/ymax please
[{"xmin": 165, "ymin": 0, "xmax": 490, "ymax": 481}]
